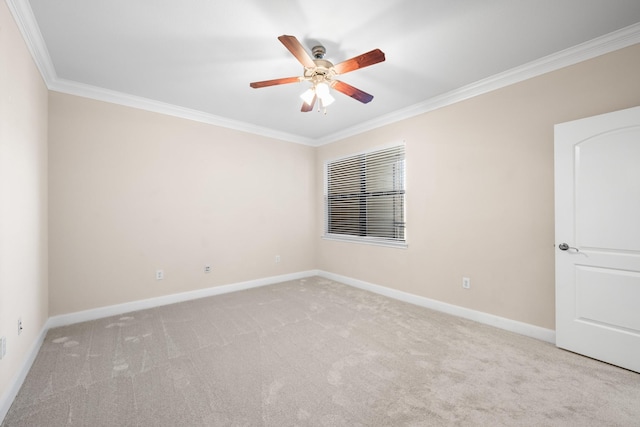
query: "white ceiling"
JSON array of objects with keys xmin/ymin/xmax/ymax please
[{"xmin": 10, "ymin": 0, "xmax": 640, "ymax": 145}]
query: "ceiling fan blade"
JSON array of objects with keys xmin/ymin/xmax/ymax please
[
  {"xmin": 301, "ymin": 94, "xmax": 317, "ymax": 112},
  {"xmin": 249, "ymin": 76, "xmax": 301, "ymax": 88},
  {"xmin": 332, "ymin": 80, "xmax": 374, "ymax": 104},
  {"xmin": 333, "ymin": 49, "xmax": 385, "ymax": 74},
  {"xmin": 278, "ymin": 35, "xmax": 316, "ymax": 69}
]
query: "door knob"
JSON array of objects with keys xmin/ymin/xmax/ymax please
[{"xmin": 558, "ymin": 243, "xmax": 579, "ymax": 252}]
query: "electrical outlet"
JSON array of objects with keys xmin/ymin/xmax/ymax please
[
  {"xmin": 204, "ymin": 265, "xmax": 211, "ymax": 273},
  {"xmin": 462, "ymin": 277, "xmax": 471, "ymax": 289},
  {"xmin": 275, "ymin": 255, "xmax": 281, "ymax": 263},
  {"xmin": 156, "ymin": 270, "xmax": 164, "ymax": 280},
  {"xmin": 0, "ymin": 336, "xmax": 6, "ymax": 359},
  {"xmin": 18, "ymin": 318, "xmax": 23, "ymax": 335}
]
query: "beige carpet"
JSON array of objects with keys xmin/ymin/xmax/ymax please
[{"xmin": 2, "ymin": 276, "xmax": 639, "ymax": 426}]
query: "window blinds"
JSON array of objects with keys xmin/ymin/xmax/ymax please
[{"xmin": 325, "ymin": 145, "xmax": 405, "ymax": 244}]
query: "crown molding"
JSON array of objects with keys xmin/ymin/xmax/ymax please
[
  {"xmin": 317, "ymin": 22, "xmax": 640, "ymax": 145},
  {"xmin": 5, "ymin": 0, "xmax": 316, "ymax": 146},
  {"xmin": 8, "ymin": 0, "xmax": 640, "ymax": 146},
  {"xmin": 5, "ymin": 0, "xmax": 56, "ymax": 82},
  {"xmin": 49, "ymin": 78, "xmax": 316, "ymax": 146}
]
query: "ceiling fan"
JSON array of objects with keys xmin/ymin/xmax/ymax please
[{"xmin": 250, "ymin": 35, "xmax": 385, "ymax": 113}]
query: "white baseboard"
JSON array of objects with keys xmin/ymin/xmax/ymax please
[
  {"xmin": 3, "ymin": 268, "xmax": 554, "ymax": 424},
  {"xmin": 0, "ymin": 325, "xmax": 48, "ymax": 423},
  {"xmin": 318, "ymin": 271, "xmax": 556, "ymax": 344},
  {"xmin": 46, "ymin": 270, "xmax": 319, "ymax": 329},
  {"xmin": 2, "ymin": 270, "xmax": 319, "ymax": 424},
  {"xmin": 37, "ymin": 270, "xmax": 556, "ymax": 344}
]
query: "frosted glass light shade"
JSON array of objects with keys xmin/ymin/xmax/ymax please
[
  {"xmin": 316, "ymin": 82, "xmax": 330, "ymax": 96},
  {"xmin": 321, "ymin": 92, "xmax": 335, "ymax": 106},
  {"xmin": 300, "ymin": 88, "xmax": 315, "ymax": 104}
]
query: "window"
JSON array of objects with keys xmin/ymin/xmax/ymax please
[{"xmin": 324, "ymin": 144, "xmax": 406, "ymax": 246}]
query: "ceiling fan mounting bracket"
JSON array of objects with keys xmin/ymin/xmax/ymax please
[{"xmin": 311, "ymin": 45, "xmax": 326, "ymax": 59}]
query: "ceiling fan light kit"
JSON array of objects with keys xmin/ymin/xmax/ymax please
[{"xmin": 250, "ymin": 35, "xmax": 385, "ymax": 113}]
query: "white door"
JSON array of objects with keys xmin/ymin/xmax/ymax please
[{"xmin": 555, "ymin": 106, "xmax": 640, "ymax": 373}]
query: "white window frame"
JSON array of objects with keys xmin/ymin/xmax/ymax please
[{"xmin": 323, "ymin": 143, "xmax": 407, "ymax": 248}]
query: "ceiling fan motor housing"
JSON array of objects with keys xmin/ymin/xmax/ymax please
[
  {"xmin": 249, "ymin": 35, "xmax": 385, "ymax": 109},
  {"xmin": 304, "ymin": 58, "xmax": 336, "ymax": 87}
]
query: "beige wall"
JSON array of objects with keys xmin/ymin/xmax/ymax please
[
  {"xmin": 48, "ymin": 93, "xmax": 316, "ymax": 315},
  {"xmin": 3, "ymin": 1, "xmax": 639, "ymax": 408},
  {"xmin": 317, "ymin": 44, "xmax": 640, "ymax": 330},
  {"xmin": 0, "ymin": 1, "xmax": 49, "ymax": 403}
]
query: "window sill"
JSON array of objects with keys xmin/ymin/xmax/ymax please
[{"xmin": 322, "ymin": 235, "xmax": 408, "ymax": 249}]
